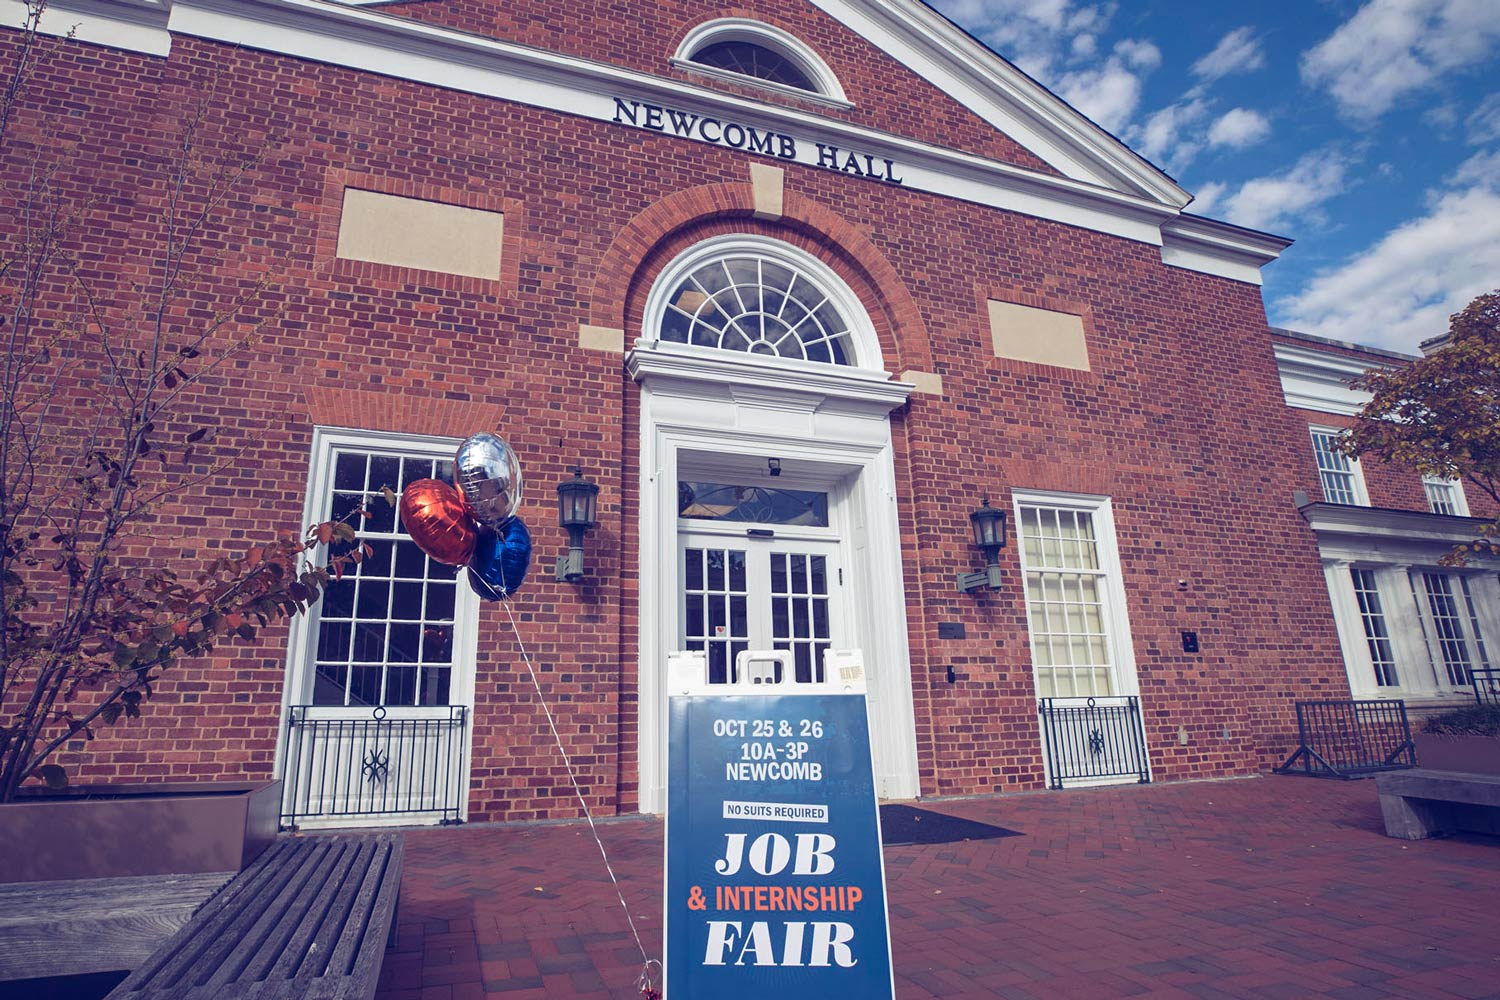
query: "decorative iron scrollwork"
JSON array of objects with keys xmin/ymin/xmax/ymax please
[
  {"xmin": 362, "ymin": 748, "xmax": 390, "ymax": 785},
  {"xmin": 1088, "ymin": 728, "xmax": 1107, "ymax": 756}
]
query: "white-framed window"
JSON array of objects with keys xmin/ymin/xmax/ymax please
[
  {"xmin": 1423, "ymin": 476, "xmax": 1469, "ymax": 516},
  {"xmin": 673, "ymin": 19, "xmax": 849, "ymax": 104},
  {"xmin": 287, "ymin": 429, "xmax": 479, "ymax": 708},
  {"xmin": 1410, "ymin": 570, "xmax": 1491, "ymax": 689},
  {"xmin": 644, "ymin": 234, "xmax": 884, "ymax": 372},
  {"xmin": 1013, "ymin": 491, "xmax": 1137, "ymax": 699},
  {"xmin": 1310, "ymin": 427, "xmax": 1367, "ymax": 506},
  {"xmin": 1349, "ymin": 568, "xmax": 1398, "ymax": 687}
]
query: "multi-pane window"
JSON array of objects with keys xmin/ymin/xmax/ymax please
[
  {"xmin": 1310, "ymin": 428, "xmax": 1364, "ymax": 505},
  {"xmin": 659, "ymin": 254, "xmax": 855, "ymax": 365},
  {"xmin": 1350, "ymin": 569, "xmax": 1398, "ymax": 687},
  {"xmin": 682, "ymin": 546, "xmax": 750, "ymax": 686},
  {"xmin": 1423, "ymin": 477, "xmax": 1467, "ymax": 516},
  {"xmin": 1412, "ymin": 571, "xmax": 1489, "ymax": 688},
  {"xmin": 1018, "ymin": 502, "xmax": 1120, "ymax": 699},
  {"xmin": 769, "ymin": 552, "xmax": 832, "ymax": 684},
  {"xmin": 690, "ymin": 41, "xmax": 818, "ymax": 91},
  {"xmin": 311, "ymin": 448, "xmax": 462, "ymax": 707}
]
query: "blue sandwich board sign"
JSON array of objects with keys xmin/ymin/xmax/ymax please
[{"xmin": 664, "ymin": 649, "xmax": 894, "ymax": 999}]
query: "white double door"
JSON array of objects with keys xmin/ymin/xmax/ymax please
[{"xmin": 678, "ymin": 528, "xmax": 844, "ymax": 688}]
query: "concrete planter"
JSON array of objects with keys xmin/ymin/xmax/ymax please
[
  {"xmin": 0, "ymin": 780, "xmax": 279, "ymax": 883},
  {"xmin": 1413, "ymin": 732, "xmax": 1500, "ymax": 777}
]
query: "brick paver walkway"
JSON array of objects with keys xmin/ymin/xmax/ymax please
[{"xmin": 375, "ymin": 776, "xmax": 1500, "ymax": 999}]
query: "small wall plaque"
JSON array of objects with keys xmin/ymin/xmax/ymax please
[
  {"xmin": 937, "ymin": 622, "xmax": 966, "ymax": 640},
  {"xmin": 1181, "ymin": 631, "xmax": 1200, "ymax": 654}
]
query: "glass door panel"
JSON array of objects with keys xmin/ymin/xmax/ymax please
[{"xmin": 679, "ymin": 533, "xmax": 840, "ymax": 687}]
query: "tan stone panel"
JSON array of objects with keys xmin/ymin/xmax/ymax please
[
  {"xmin": 578, "ymin": 324, "xmax": 625, "ymax": 353},
  {"xmin": 899, "ymin": 369, "xmax": 944, "ymax": 396},
  {"xmin": 988, "ymin": 299, "xmax": 1090, "ymax": 371},
  {"xmin": 750, "ymin": 162, "xmax": 784, "ymax": 220},
  {"xmin": 336, "ymin": 188, "xmax": 503, "ymax": 280}
]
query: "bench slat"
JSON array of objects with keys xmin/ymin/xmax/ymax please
[
  {"xmin": 214, "ymin": 838, "xmax": 367, "ymax": 988},
  {"xmin": 126, "ymin": 838, "xmax": 341, "ymax": 994},
  {"xmin": 264, "ymin": 838, "xmax": 377, "ymax": 983},
  {"xmin": 324, "ymin": 839, "xmax": 402, "ymax": 989}
]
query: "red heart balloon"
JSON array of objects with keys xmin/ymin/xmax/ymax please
[{"xmin": 399, "ymin": 479, "xmax": 477, "ymax": 566}]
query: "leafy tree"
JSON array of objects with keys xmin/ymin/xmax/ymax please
[
  {"xmin": 0, "ymin": 6, "xmax": 368, "ymax": 800},
  {"xmin": 1342, "ymin": 290, "xmax": 1500, "ymax": 562}
]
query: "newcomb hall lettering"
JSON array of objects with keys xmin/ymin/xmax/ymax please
[{"xmin": 612, "ymin": 98, "xmax": 904, "ymax": 185}]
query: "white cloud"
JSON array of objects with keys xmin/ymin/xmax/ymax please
[
  {"xmin": 1207, "ymin": 108, "xmax": 1272, "ymax": 149},
  {"xmin": 1192, "ymin": 27, "xmax": 1265, "ymax": 82},
  {"xmin": 1131, "ymin": 99, "xmax": 1209, "ymax": 171},
  {"xmin": 1274, "ymin": 150, "xmax": 1500, "ymax": 352},
  {"xmin": 1191, "ymin": 181, "xmax": 1227, "ymax": 216},
  {"xmin": 934, "ymin": 0, "xmax": 1118, "ymax": 81},
  {"xmin": 1301, "ymin": 0, "xmax": 1500, "ymax": 120},
  {"xmin": 1057, "ymin": 39, "xmax": 1161, "ymax": 132},
  {"xmin": 1217, "ymin": 152, "xmax": 1352, "ymax": 232},
  {"xmin": 1468, "ymin": 93, "xmax": 1500, "ymax": 145}
]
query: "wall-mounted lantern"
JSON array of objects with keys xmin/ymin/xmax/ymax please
[
  {"xmin": 955, "ymin": 497, "xmax": 1007, "ymax": 593},
  {"xmin": 555, "ymin": 467, "xmax": 600, "ymax": 584}
]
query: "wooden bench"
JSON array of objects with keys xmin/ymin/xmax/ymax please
[
  {"xmin": 1375, "ymin": 768, "xmax": 1500, "ymax": 840},
  {"xmin": 104, "ymin": 833, "xmax": 403, "ymax": 999},
  {"xmin": 0, "ymin": 871, "xmax": 234, "ymax": 982}
]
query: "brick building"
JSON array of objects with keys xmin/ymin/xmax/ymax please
[
  {"xmin": 5, "ymin": 0, "xmax": 1481, "ymax": 825},
  {"xmin": 1273, "ymin": 329, "xmax": 1500, "ymax": 716}
]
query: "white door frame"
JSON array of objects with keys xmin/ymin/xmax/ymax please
[{"xmin": 629, "ymin": 342, "xmax": 917, "ymax": 813}]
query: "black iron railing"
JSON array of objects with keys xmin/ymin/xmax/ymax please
[
  {"xmin": 1472, "ymin": 666, "xmax": 1500, "ymax": 707},
  {"xmin": 1038, "ymin": 696, "xmax": 1151, "ymax": 790},
  {"xmin": 280, "ymin": 705, "xmax": 468, "ymax": 830},
  {"xmin": 1274, "ymin": 699, "xmax": 1415, "ymax": 779}
]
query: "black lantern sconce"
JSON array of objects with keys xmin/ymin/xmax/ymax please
[
  {"xmin": 955, "ymin": 497, "xmax": 1007, "ymax": 593},
  {"xmin": 555, "ymin": 467, "xmax": 600, "ymax": 583}
]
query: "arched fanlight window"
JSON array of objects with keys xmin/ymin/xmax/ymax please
[
  {"xmin": 657, "ymin": 248, "xmax": 858, "ymax": 366},
  {"xmin": 690, "ymin": 40, "xmax": 816, "ymax": 92},
  {"xmin": 674, "ymin": 19, "xmax": 849, "ymax": 105}
]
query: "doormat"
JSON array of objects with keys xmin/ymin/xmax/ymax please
[{"xmin": 878, "ymin": 804, "xmax": 1022, "ymax": 847}]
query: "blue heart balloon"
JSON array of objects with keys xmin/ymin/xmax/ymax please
[{"xmin": 466, "ymin": 517, "xmax": 532, "ymax": 600}]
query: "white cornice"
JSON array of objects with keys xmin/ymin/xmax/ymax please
[
  {"xmin": 1300, "ymin": 501, "xmax": 1500, "ymax": 567},
  {"xmin": 808, "ymin": 0, "xmax": 1191, "ymax": 207},
  {"xmin": 1274, "ymin": 343, "xmax": 1385, "ymax": 416},
  {"xmin": 0, "ymin": 0, "xmax": 170, "ymax": 54},
  {"xmin": 627, "ymin": 341, "xmax": 913, "ymax": 415},
  {"xmin": 1160, "ymin": 215, "xmax": 1292, "ymax": 286}
]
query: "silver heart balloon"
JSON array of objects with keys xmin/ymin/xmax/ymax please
[{"xmin": 454, "ymin": 432, "xmax": 523, "ymax": 530}]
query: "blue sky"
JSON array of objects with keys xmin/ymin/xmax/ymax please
[{"xmin": 931, "ymin": 0, "xmax": 1500, "ymax": 354}]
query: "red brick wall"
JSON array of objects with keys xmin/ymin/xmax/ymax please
[{"xmin": 0, "ymin": 28, "xmax": 1349, "ymax": 818}]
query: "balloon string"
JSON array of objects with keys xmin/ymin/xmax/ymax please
[{"xmin": 496, "ymin": 592, "xmax": 654, "ymax": 975}]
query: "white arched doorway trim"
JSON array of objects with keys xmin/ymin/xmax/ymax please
[{"xmin": 629, "ymin": 235, "xmax": 918, "ymax": 814}]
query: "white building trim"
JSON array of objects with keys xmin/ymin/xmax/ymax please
[
  {"xmin": 0, "ymin": 0, "xmax": 172, "ymax": 55},
  {"xmin": 1274, "ymin": 343, "xmax": 1381, "ymax": 416}
]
